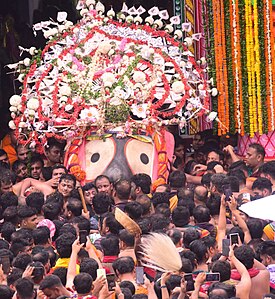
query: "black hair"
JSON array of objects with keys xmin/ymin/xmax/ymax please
[
  {"xmin": 193, "ymin": 205, "xmax": 211, "ymax": 223},
  {"xmin": 69, "ymin": 216, "xmax": 91, "ymax": 234},
  {"xmin": 249, "ymin": 143, "xmax": 265, "ymax": 158},
  {"xmin": 113, "ymin": 257, "xmax": 135, "ymax": 275},
  {"xmin": 58, "ymin": 223, "xmax": 77, "ymax": 238},
  {"xmin": 73, "ymin": 273, "xmax": 93, "ymax": 294},
  {"xmin": 15, "ymin": 278, "xmax": 34, "ymax": 299},
  {"xmin": 168, "ymin": 171, "xmax": 186, "ymax": 189},
  {"xmin": 52, "ymin": 267, "xmax": 67, "ymax": 286},
  {"xmin": 180, "ymin": 257, "xmax": 193, "ymax": 273},
  {"xmin": 207, "ymin": 161, "xmax": 222, "ymax": 171},
  {"xmin": 210, "ymin": 174, "xmax": 230, "ymax": 194},
  {"xmin": 180, "ymin": 250, "xmax": 197, "ymax": 270},
  {"xmin": 29, "ymin": 261, "xmax": 45, "ymax": 284},
  {"xmin": 17, "ymin": 206, "xmax": 37, "ymax": 220},
  {"xmin": 44, "ymin": 247, "xmax": 57, "ymax": 268},
  {"xmin": 227, "ymin": 170, "xmax": 246, "ymax": 188},
  {"xmin": 55, "ymin": 233, "xmax": 76, "ymax": 258},
  {"xmin": 124, "ymin": 201, "xmax": 143, "ymax": 221},
  {"xmin": 206, "ymin": 194, "xmax": 221, "ymax": 217},
  {"xmin": 211, "ymin": 260, "xmax": 231, "ymax": 282},
  {"xmin": 208, "ymin": 282, "xmax": 236, "ymax": 298},
  {"xmin": 10, "ymin": 239, "xmax": 31, "ymax": 257},
  {"xmin": 100, "ymin": 213, "xmax": 121, "ymax": 235},
  {"xmin": 136, "ymin": 194, "xmax": 151, "ymax": 215},
  {"xmin": 234, "ymin": 245, "xmax": 254, "ymax": 269},
  {"xmin": 259, "ymin": 161, "xmax": 275, "ymax": 180},
  {"xmin": 66, "ymin": 197, "xmax": 82, "ymax": 217},
  {"xmin": 119, "ymin": 281, "xmax": 135, "ymax": 295},
  {"xmin": 26, "ymin": 192, "xmax": 44, "ymax": 214},
  {"xmin": 7, "ymin": 267, "xmax": 24, "ymax": 287},
  {"xmin": 114, "ymin": 179, "xmax": 131, "ymax": 200},
  {"xmin": 131, "ymin": 173, "xmax": 151, "ymax": 194},
  {"xmin": 93, "ymin": 192, "xmax": 112, "ymax": 215},
  {"xmin": 1, "ymin": 222, "xmax": 16, "ymax": 242},
  {"xmin": 40, "ymin": 274, "xmax": 63, "ymax": 290},
  {"xmin": 201, "ymin": 173, "xmax": 212, "ymax": 188},
  {"xmin": 82, "ymin": 182, "xmax": 97, "ymax": 192},
  {"xmin": 150, "ymin": 213, "xmax": 170, "ymax": 232},
  {"xmin": 154, "ymin": 203, "xmax": 171, "ymax": 218},
  {"xmin": 246, "ymin": 218, "xmax": 264, "ymax": 239},
  {"xmin": 32, "ymin": 226, "xmax": 50, "ymax": 246},
  {"xmin": 227, "ymin": 175, "xmax": 240, "ymax": 193},
  {"xmin": 119, "ymin": 229, "xmax": 135, "ymax": 247},
  {"xmin": 202, "ymin": 235, "xmax": 217, "ymax": 250},
  {"xmin": 172, "ymin": 206, "xmax": 190, "ymax": 227},
  {"xmin": 258, "ymin": 240, "xmax": 275, "ymax": 260},
  {"xmin": 52, "ymin": 164, "xmax": 67, "ymax": 174},
  {"xmin": 167, "ymin": 229, "xmax": 182, "ymax": 245},
  {"xmin": 3, "ymin": 206, "xmax": 19, "ymax": 225},
  {"xmin": 59, "ymin": 173, "xmax": 76, "ymax": 188},
  {"xmin": 252, "ymin": 177, "xmax": 272, "ymax": 193},
  {"xmin": 0, "ymin": 285, "xmax": 13, "ymax": 299},
  {"xmin": 101, "ymin": 235, "xmax": 120, "ymax": 256},
  {"xmin": 45, "ymin": 192, "xmax": 64, "ymax": 206},
  {"xmin": 80, "ymin": 257, "xmax": 99, "ymax": 280},
  {"xmin": 0, "ymin": 191, "xmax": 18, "ymax": 210},
  {"xmin": 189, "ymin": 239, "xmax": 208, "ymax": 264},
  {"xmin": 137, "ymin": 217, "xmax": 151, "ymax": 235},
  {"xmin": 151, "ymin": 192, "xmax": 170, "ymax": 207},
  {"xmin": 13, "ymin": 252, "xmax": 33, "ymax": 270},
  {"xmin": 0, "ymin": 239, "xmax": 9, "ymax": 250},
  {"xmin": 183, "ymin": 228, "xmax": 201, "ymax": 249},
  {"xmin": 42, "ymin": 202, "xmax": 62, "ymax": 220},
  {"xmin": 33, "ymin": 250, "xmax": 50, "ymax": 266}
]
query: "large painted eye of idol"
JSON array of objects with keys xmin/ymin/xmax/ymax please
[{"xmin": 85, "ymin": 135, "xmax": 154, "ymax": 181}]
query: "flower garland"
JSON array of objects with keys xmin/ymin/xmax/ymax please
[
  {"xmin": 257, "ymin": 0, "xmax": 268, "ymax": 134},
  {"xmin": 231, "ymin": 0, "xmax": 244, "ymax": 134},
  {"xmin": 252, "ymin": 0, "xmax": 263, "ymax": 135},
  {"xmin": 264, "ymin": 0, "xmax": 275, "ymax": 131},
  {"xmin": 238, "ymin": 0, "xmax": 249, "ymax": 134},
  {"xmin": 224, "ymin": 0, "xmax": 235, "ymax": 133},
  {"xmin": 8, "ymin": 1, "xmax": 214, "ymax": 149}
]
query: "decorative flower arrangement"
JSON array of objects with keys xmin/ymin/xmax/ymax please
[{"xmin": 8, "ymin": 0, "xmax": 215, "ymax": 148}]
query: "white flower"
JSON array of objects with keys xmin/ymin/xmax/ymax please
[
  {"xmin": 9, "ymin": 95, "xmax": 21, "ymax": 107},
  {"xmin": 65, "ymin": 104, "xmax": 73, "ymax": 111},
  {"xmin": 23, "ymin": 58, "xmax": 31, "ymax": 66},
  {"xmin": 184, "ymin": 37, "xmax": 193, "ymax": 47},
  {"xmin": 154, "ymin": 19, "xmax": 163, "ymax": 28},
  {"xmin": 58, "ymin": 25, "xmax": 66, "ymax": 33},
  {"xmin": 27, "ymin": 98, "xmax": 40, "ymax": 110},
  {"xmin": 145, "ymin": 16, "xmax": 154, "ymax": 25},
  {"xmin": 165, "ymin": 24, "xmax": 174, "ymax": 33},
  {"xmin": 134, "ymin": 16, "xmax": 142, "ymax": 24},
  {"xmin": 133, "ymin": 71, "xmax": 146, "ymax": 83},
  {"xmin": 59, "ymin": 96, "xmax": 68, "ymax": 103},
  {"xmin": 172, "ymin": 81, "xmax": 185, "ymax": 94},
  {"xmin": 207, "ymin": 111, "xmax": 218, "ymax": 122},
  {"xmin": 109, "ymin": 98, "xmax": 122, "ymax": 106},
  {"xmin": 79, "ymin": 107, "xmax": 99, "ymax": 121},
  {"xmin": 198, "ymin": 84, "xmax": 204, "ymax": 90},
  {"xmin": 19, "ymin": 121, "xmax": 27, "ymax": 128},
  {"xmin": 18, "ymin": 74, "xmax": 25, "ymax": 82},
  {"xmin": 102, "ymin": 72, "xmax": 116, "ymax": 87},
  {"xmin": 97, "ymin": 41, "xmax": 112, "ymax": 55},
  {"xmin": 126, "ymin": 16, "xmax": 134, "ymax": 23},
  {"xmin": 9, "ymin": 106, "xmax": 17, "ymax": 112},
  {"xmin": 80, "ymin": 8, "xmax": 89, "ymax": 16},
  {"xmin": 64, "ymin": 21, "xmax": 73, "ymax": 29},
  {"xmin": 131, "ymin": 103, "xmax": 148, "ymax": 119},
  {"xmin": 107, "ymin": 8, "xmax": 115, "ymax": 18},
  {"xmin": 9, "ymin": 120, "xmax": 16, "ymax": 130},
  {"xmin": 174, "ymin": 30, "xmax": 183, "ymax": 39},
  {"xmin": 211, "ymin": 88, "xmax": 218, "ymax": 97},
  {"xmin": 95, "ymin": 1, "xmax": 105, "ymax": 13},
  {"xmin": 28, "ymin": 109, "xmax": 36, "ymax": 116},
  {"xmin": 59, "ymin": 85, "xmax": 71, "ymax": 96},
  {"xmin": 29, "ymin": 47, "xmax": 37, "ymax": 56},
  {"xmin": 86, "ymin": 0, "xmax": 96, "ymax": 6}
]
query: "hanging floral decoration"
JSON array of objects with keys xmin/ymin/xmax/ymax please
[{"xmin": 7, "ymin": 0, "xmax": 219, "ymax": 150}]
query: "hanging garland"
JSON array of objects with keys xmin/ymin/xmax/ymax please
[
  {"xmin": 224, "ymin": 0, "xmax": 235, "ymax": 133},
  {"xmin": 257, "ymin": 0, "xmax": 268, "ymax": 134}
]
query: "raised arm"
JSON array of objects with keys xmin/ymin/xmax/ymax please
[{"xmin": 217, "ymin": 194, "xmax": 227, "ymax": 252}]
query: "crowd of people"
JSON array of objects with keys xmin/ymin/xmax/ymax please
[{"xmin": 0, "ymin": 130, "xmax": 274, "ymax": 299}]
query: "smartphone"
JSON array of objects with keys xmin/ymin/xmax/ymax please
[
  {"xmin": 0, "ymin": 256, "xmax": 10, "ymax": 275},
  {"xmin": 242, "ymin": 193, "xmax": 251, "ymax": 201},
  {"xmin": 184, "ymin": 273, "xmax": 194, "ymax": 292},
  {"xmin": 222, "ymin": 239, "xmax": 230, "ymax": 257},
  {"xmin": 79, "ymin": 230, "xmax": 87, "ymax": 246},
  {"xmin": 205, "ymin": 273, "xmax": 220, "ymax": 282},
  {"xmin": 222, "ymin": 184, "xmax": 233, "ymax": 201},
  {"xmin": 136, "ymin": 266, "xmax": 144, "ymax": 284},
  {"xmin": 106, "ymin": 274, "xmax": 116, "ymax": 291},
  {"xmin": 230, "ymin": 233, "xmax": 239, "ymax": 246},
  {"xmin": 97, "ymin": 268, "xmax": 106, "ymax": 279}
]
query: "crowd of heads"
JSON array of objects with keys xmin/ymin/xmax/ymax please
[{"xmin": 0, "ymin": 130, "xmax": 273, "ymax": 299}]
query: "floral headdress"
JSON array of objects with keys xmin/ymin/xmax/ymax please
[{"xmin": 8, "ymin": 0, "xmax": 217, "ymax": 149}]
